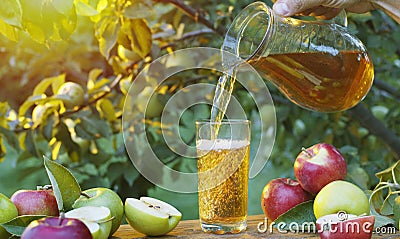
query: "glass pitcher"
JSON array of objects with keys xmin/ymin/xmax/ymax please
[{"xmin": 222, "ymin": 1, "xmax": 374, "ymax": 112}]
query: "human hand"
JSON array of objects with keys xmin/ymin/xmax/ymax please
[{"xmin": 272, "ymin": 0, "xmax": 374, "ymax": 19}]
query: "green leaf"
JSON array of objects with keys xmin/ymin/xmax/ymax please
[
  {"xmin": 20, "ymin": 0, "xmax": 52, "ymax": 43},
  {"xmin": 51, "ymin": 0, "xmax": 74, "ymax": 15},
  {"xmin": 0, "ymin": 126, "xmax": 21, "ymax": 152},
  {"xmin": 0, "ymin": 101, "xmax": 10, "ymax": 118},
  {"xmin": 1, "ymin": 215, "xmax": 46, "ymax": 236},
  {"xmin": 55, "ymin": 122, "xmax": 79, "ymax": 152},
  {"xmin": 179, "ymin": 126, "xmax": 193, "ymax": 143},
  {"xmin": 33, "ymin": 74, "xmax": 66, "ymax": 96},
  {"xmin": 380, "ymin": 187, "xmax": 397, "ymax": 215},
  {"xmin": 44, "ymin": 156, "xmax": 81, "ymax": 211},
  {"xmin": 18, "ymin": 95, "xmax": 45, "ymax": 118},
  {"xmin": 0, "ymin": 0, "xmax": 22, "ymax": 27},
  {"xmin": 96, "ymin": 99, "xmax": 116, "ymax": 121},
  {"xmin": 273, "ymin": 200, "xmax": 316, "ymax": 232},
  {"xmin": 370, "ymin": 207, "xmax": 395, "ymax": 229},
  {"xmin": 74, "ymin": 0, "xmax": 99, "ymax": 16},
  {"xmin": 43, "ymin": 114, "xmax": 57, "ymax": 140},
  {"xmin": 0, "ymin": 136, "xmax": 5, "ymax": 162},
  {"xmin": 87, "ymin": 68, "xmax": 104, "ymax": 91},
  {"xmin": 76, "ymin": 116, "xmax": 112, "ymax": 138},
  {"xmin": 120, "ymin": 18, "xmax": 151, "ymax": 59},
  {"xmin": 23, "ymin": 21, "xmax": 46, "ymax": 44},
  {"xmin": 95, "ymin": 15, "xmax": 119, "ymax": 58},
  {"xmin": 42, "ymin": 0, "xmax": 77, "ymax": 41},
  {"xmin": 369, "ymin": 185, "xmax": 396, "ymax": 229},
  {"xmin": 370, "ymin": 185, "xmax": 385, "ymax": 212},
  {"xmin": 376, "ymin": 160, "xmax": 400, "ymax": 184},
  {"xmin": 348, "ymin": 164, "xmax": 369, "ymax": 190},
  {"xmin": 75, "ymin": 124, "xmax": 93, "ymax": 139},
  {"xmin": 123, "ymin": 0, "xmax": 153, "ymax": 19},
  {"xmin": 393, "ymin": 196, "xmax": 400, "ymax": 229},
  {"xmin": 0, "ymin": 19, "xmax": 19, "ymax": 41},
  {"xmin": 55, "ymin": 3, "xmax": 77, "ymax": 40},
  {"xmin": 123, "ymin": 163, "xmax": 139, "ymax": 186},
  {"xmin": 25, "ymin": 130, "xmax": 39, "ymax": 158}
]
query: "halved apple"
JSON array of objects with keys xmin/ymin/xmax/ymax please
[
  {"xmin": 65, "ymin": 206, "xmax": 112, "ymax": 239},
  {"xmin": 125, "ymin": 197, "xmax": 182, "ymax": 236},
  {"xmin": 78, "ymin": 220, "xmax": 101, "ymax": 239}
]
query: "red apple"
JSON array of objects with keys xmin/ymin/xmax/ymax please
[
  {"xmin": 294, "ymin": 143, "xmax": 347, "ymax": 195},
  {"xmin": 21, "ymin": 216, "xmax": 92, "ymax": 239},
  {"xmin": 11, "ymin": 187, "xmax": 59, "ymax": 216},
  {"xmin": 316, "ymin": 213, "xmax": 375, "ymax": 239},
  {"xmin": 261, "ymin": 178, "xmax": 313, "ymax": 221}
]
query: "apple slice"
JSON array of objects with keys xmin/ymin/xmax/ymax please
[
  {"xmin": 316, "ymin": 213, "xmax": 375, "ymax": 239},
  {"xmin": 65, "ymin": 206, "xmax": 112, "ymax": 239},
  {"xmin": 125, "ymin": 197, "xmax": 182, "ymax": 236}
]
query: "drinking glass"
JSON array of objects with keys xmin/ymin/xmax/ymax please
[{"xmin": 196, "ymin": 119, "xmax": 250, "ymax": 234}]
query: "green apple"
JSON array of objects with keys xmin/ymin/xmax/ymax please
[
  {"xmin": 56, "ymin": 82, "xmax": 85, "ymax": 109},
  {"xmin": 72, "ymin": 188, "xmax": 123, "ymax": 236},
  {"xmin": 259, "ymin": 104, "xmax": 275, "ymax": 127},
  {"xmin": 65, "ymin": 206, "xmax": 112, "ymax": 239},
  {"xmin": 314, "ymin": 180, "xmax": 370, "ymax": 219},
  {"xmin": 135, "ymin": 87, "xmax": 163, "ymax": 118},
  {"xmin": 125, "ymin": 197, "xmax": 182, "ymax": 236},
  {"xmin": 371, "ymin": 105, "xmax": 389, "ymax": 121},
  {"xmin": 0, "ymin": 193, "xmax": 18, "ymax": 238}
]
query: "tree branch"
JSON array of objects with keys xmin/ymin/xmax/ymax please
[
  {"xmin": 154, "ymin": 0, "xmax": 226, "ymax": 36},
  {"xmin": 374, "ymin": 78, "xmax": 400, "ymax": 100},
  {"xmin": 348, "ymin": 103, "xmax": 400, "ymax": 159},
  {"xmin": 60, "ymin": 74, "xmax": 122, "ymax": 118},
  {"xmin": 159, "ymin": 28, "xmax": 216, "ymax": 50}
]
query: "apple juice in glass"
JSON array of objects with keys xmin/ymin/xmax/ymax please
[{"xmin": 196, "ymin": 120, "xmax": 250, "ymax": 234}]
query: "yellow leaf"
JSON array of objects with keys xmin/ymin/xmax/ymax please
[
  {"xmin": 120, "ymin": 19, "xmax": 152, "ymax": 59},
  {"xmin": 96, "ymin": 99, "xmax": 116, "ymax": 121},
  {"xmin": 0, "ymin": 20, "xmax": 18, "ymax": 41}
]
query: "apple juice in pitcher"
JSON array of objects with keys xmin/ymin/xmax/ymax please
[
  {"xmin": 248, "ymin": 51, "xmax": 373, "ymax": 112},
  {"xmin": 221, "ymin": 1, "xmax": 374, "ymax": 112}
]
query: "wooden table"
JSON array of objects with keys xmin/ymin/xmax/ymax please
[{"xmin": 112, "ymin": 214, "xmax": 399, "ymax": 238}]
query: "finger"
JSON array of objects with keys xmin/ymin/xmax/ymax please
[
  {"xmin": 273, "ymin": 0, "xmax": 326, "ymax": 17},
  {"xmin": 300, "ymin": 6, "xmax": 320, "ymax": 16},
  {"xmin": 306, "ymin": 6, "xmax": 342, "ymax": 19},
  {"xmin": 308, "ymin": 6, "xmax": 332, "ymax": 16},
  {"xmin": 311, "ymin": 8, "xmax": 343, "ymax": 19}
]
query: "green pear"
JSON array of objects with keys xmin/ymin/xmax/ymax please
[
  {"xmin": 125, "ymin": 197, "xmax": 182, "ymax": 236},
  {"xmin": 0, "ymin": 193, "xmax": 18, "ymax": 238},
  {"xmin": 72, "ymin": 188, "xmax": 123, "ymax": 236},
  {"xmin": 65, "ymin": 206, "xmax": 112, "ymax": 239}
]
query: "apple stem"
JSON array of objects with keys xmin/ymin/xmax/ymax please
[
  {"xmin": 58, "ymin": 212, "xmax": 65, "ymax": 226},
  {"xmin": 301, "ymin": 147, "xmax": 313, "ymax": 157},
  {"xmin": 80, "ymin": 192, "xmax": 91, "ymax": 198},
  {"xmin": 37, "ymin": 185, "xmax": 52, "ymax": 190}
]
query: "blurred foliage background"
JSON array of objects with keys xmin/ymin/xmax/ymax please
[{"xmin": 0, "ymin": 0, "xmax": 399, "ymax": 220}]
